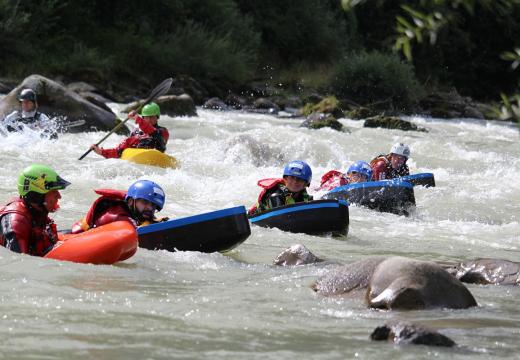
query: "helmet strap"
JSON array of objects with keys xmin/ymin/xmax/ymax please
[{"xmin": 22, "ymin": 192, "xmax": 47, "ymax": 213}]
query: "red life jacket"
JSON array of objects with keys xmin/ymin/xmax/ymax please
[
  {"xmin": 317, "ymin": 170, "xmax": 349, "ymax": 191},
  {"xmin": 370, "ymin": 154, "xmax": 410, "ymax": 180},
  {"xmin": 248, "ymin": 178, "xmax": 285, "ymax": 215},
  {"xmin": 71, "ymin": 189, "xmax": 133, "ymax": 233},
  {"xmin": 0, "ymin": 197, "xmax": 58, "ymax": 256}
]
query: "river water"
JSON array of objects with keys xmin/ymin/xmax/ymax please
[{"xmin": 0, "ymin": 106, "xmax": 519, "ymax": 359}]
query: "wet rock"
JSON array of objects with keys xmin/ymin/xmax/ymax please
[
  {"xmin": 364, "ymin": 115, "xmax": 427, "ymax": 132},
  {"xmin": 313, "ymin": 256, "xmax": 477, "ymax": 310},
  {"xmin": 0, "ymin": 80, "xmax": 16, "ymax": 94},
  {"xmin": 225, "ymin": 93, "xmax": 248, "ymax": 110},
  {"xmin": 122, "ymin": 94, "xmax": 197, "ymax": 117},
  {"xmin": 0, "ymin": 74, "xmax": 125, "ymax": 134},
  {"xmin": 370, "ymin": 321, "xmax": 456, "ymax": 347},
  {"xmin": 202, "ymin": 97, "xmax": 228, "ymax": 111},
  {"xmin": 285, "ymin": 96, "xmax": 304, "ymax": 109},
  {"xmin": 156, "ymin": 94, "xmax": 197, "ymax": 117},
  {"xmin": 300, "ymin": 113, "xmax": 343, "ymax": 131},
  {"xmin": 312, "ymin": 257, "xmax": 386, "ymax": 295},
  {"xmin": 273, "ymin": 244, "xmax": 322, "ymax": 266},
  {"xmin": 67, "ymin": 81, "xmax": 98, "ymax": 93},
  {"xmin": 79, "ymin": 92, "xmax": 114, "ymax": 113},
  {"xmin": 170, "ymin": 75, "xmax": 208, "ymax": 105},
  {"xmin": 301, "ymin": 96, "xmax": 344, "ymax": 119},
  {"xmin": 346, "ymin": 107, "xmax": 379, "ymax": 120},
  {"xmin": 420, "ymin": 91, "xmax": 484, "ymax": 119},
  {"xmin": 302, "ymin": 93, "xmax": 323, "ymax": 105},
  {"xmin": 253, "ymin": 97, "xmax": 280, "ymax": 113},
  {"xmin": 453, "ymin": 258, "xmax": 520, "ymax": 286},
  {"xmin": 245, "ymin": 81, "xmax": 276, "ymax": 97},
  {"xmin": 367, "ymin": 257, "xmax": 477, "ymax": 310}
]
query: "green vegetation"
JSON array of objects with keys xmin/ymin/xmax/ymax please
[
  {"xmin": 332, "ymin": 51, "xmax": 423, "ymax": 110},
  {"xmin": 1, "ymin": 0, "xmax": 518, "ymax": 111}
]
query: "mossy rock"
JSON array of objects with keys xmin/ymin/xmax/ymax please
[
  {"xmin": 300, "ymin": 96, "xmax": 344, "ymax": 119},
  {"xmin": 346, "ymin": 107, "xmax": 379, "ymax": 120},
  {"xmin": 364, "ymin": 115, "xmax": 427, "ymax": 132},
  {"xmin": 300, "ymin": 113, "xmax": 343, "ymax": 131}
]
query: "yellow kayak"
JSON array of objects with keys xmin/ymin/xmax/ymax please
[{"xmin": 121, "ymin": 148, "xmax": 178, "ymax": 169}]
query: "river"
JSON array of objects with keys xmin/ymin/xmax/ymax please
[{"xmin": 0, "ymin": 106, "xmax": 519, "ymax": 359}]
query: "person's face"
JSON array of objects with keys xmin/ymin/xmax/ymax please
[
  {"xmin": 44, "ymin": 190, "xmax": 61, "ymax": 212},
  {"xmin": 390, "ymin": 154, "xmax": 407, "ymax": 169},
  {"xmin": 284, "ymin": 176, "xmax": 307, "ymax": 192},
  {"xmin": 133, "ymin": 198, "xmax": 157, "ymax": 220},
  {"xmin": 20, "ymin": 100, "xmax": 35, "ymax": 112},
  {"xmin": 347, "ymin": 172, "xmax": 368, "ymax": 183},
  {"xmin": 143, "ymin": 115, "xmax": 158, "ymax": 126}
]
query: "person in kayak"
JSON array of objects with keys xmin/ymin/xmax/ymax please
[
  {"xmin": 71, "ymin": 180, "xmax": 167, "ymax": 233},
  {"xmin": 2, "ymin": 88, "xmax": 58, "ymax": 139},
  {"xmin": 0, "ymin": 164, "xmax": 70, "ymax": 256},
  {"xmin": 370, "ymin": 142, "xmax": 410, "ymax": 180},
  {"xmin": 317, "ymin": 160, "xmax": 373, "ymax": 191},
  {"xmin": 89, "ymin": 102, "xmax": 169, "ymax": 158},
  {"xmin": 248, "ymin": 160, "xmax": 313, "ymax": 216}
]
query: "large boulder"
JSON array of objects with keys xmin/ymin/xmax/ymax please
[
  {"xmin": 370, "ymin": 321, "xmax": 456, "ymax": 347},
  {"xmin": 0, "ymin": 75, "xmax": 126, "ymax": 134},
  {"xmin": 312, "ymin": 257, "xmax": 386, "ymax": 295},
  {"xmin": 367, "ymin": 257, "xmax": 477, "ymax": 310},
  {"xmin": 313, "ymin": 256, "xmax": 477, "ymax": 310}
]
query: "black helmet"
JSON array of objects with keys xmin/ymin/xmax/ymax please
[{"xmin": 17, "ymin": 88, "xmax": 37, "ymax": 103}]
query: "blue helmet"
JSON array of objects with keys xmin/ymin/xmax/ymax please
[
  {"xmin": 125, "ymin": 180, "xmax": 165, "ymax": 211},
  {"xmin": 283, "ymin": 160, "xmax": 312, "ymax": 184},
  {"xmin": 347, "ymin": 161, "xmax": 373, "ymax": 181}
]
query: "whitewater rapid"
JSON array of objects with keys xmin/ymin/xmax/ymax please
[{"xmin": 0, "ymin": 105, "xmax": 518, "ymax": 359}]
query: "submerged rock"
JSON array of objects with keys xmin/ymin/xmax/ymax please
[
  {"xmin": 370, "ymin": 321, "xmax": 456, "ymax": 347},
  {"xmin": 273, "ymin": 244, "xmax": 322, "ymax": 266},
  {"xmin": 453, "ymin": 258, "xmax": 520, "ymax": 286}
]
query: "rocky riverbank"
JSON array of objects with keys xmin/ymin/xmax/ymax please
[{"xmin": 1, "ymin": 74, "xmax": 517, "ymax": 134}]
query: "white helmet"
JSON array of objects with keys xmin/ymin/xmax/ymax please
[{"xmin": 390, "ymin": 143, "xmax": 410, "ymax": 158}]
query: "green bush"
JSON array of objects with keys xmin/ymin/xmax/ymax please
[{"xmin": 331, "ymin": 51, "xmax": 424, "ymax": 109}]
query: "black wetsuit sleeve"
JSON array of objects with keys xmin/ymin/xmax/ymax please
[{"xmin": 0, "ymin": 215, "xmax": 22, "ymax": 253}]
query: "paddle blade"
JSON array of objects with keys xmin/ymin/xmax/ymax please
[{"xmin": 143, "ymin": 77, "xmax": 173, "ymax": 105}]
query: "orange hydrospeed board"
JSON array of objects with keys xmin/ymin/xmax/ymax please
[{"xmin": 45, "ymin": 221, "xmax": 138, "ymax": 265}]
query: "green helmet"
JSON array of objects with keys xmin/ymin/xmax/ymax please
[
  {"xmin": 140, "ymin": 102, "xmax": 160, "ymax": 117},
  {"xmin": 17, "ymin": 164, "xmax": 71, "ymax": 197}
]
